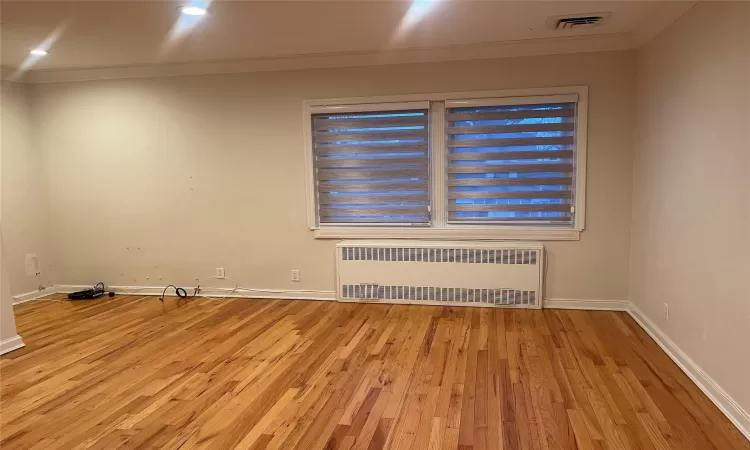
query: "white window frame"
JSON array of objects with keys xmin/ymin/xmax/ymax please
[{"xmin": 303, "ymin": 86, "xmax": 588, "ymax": 241}]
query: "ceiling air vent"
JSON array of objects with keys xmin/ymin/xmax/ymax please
[{"xmin": 546, "ymin": 13, "xmax": 610, "ymax": 31}]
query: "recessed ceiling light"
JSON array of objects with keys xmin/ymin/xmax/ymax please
[
  {"xmin": 180, "ymin": 6, "xmax": 207, "ymax": 16},
  {"xmin": 30, "ymin": 48, "xmax": 48, "ymax": 56}
]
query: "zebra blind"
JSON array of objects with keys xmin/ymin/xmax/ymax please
[
  {"xmin": 446, "ymin": 98, "xmax": 577, "ymax": 225},
  {"xmin": 312, "ymin": 107, "xmax": 430, "ymax": 225}
]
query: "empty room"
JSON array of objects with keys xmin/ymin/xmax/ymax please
[{"xmin": 1, "ymin": 1, "xmax": 748, "ymax": 449}]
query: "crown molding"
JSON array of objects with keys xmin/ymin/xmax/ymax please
[
  {"xmin": 0, "ymin": 66, "xmax": 26, "ymax": 83},
  {"xmin": 20, "ymin": 32, "xmax": 634, "ymax": 84},
  {"xmin": 631, "ymin": 1, "xmax": 697, "ymax": 47}
]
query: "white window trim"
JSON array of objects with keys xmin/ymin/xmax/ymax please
[{"xmin": 303, "ymin": 86, "xmax": 588, "ymax": 241}]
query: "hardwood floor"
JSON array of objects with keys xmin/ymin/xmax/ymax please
[{"xmin": 1, "ymin": 295, "xmax": 747, "ymax": 450}]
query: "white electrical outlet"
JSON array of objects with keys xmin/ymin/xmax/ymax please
[
  {"xmin": 291, "ymin": 269, "xmax": 300, "ymax": 282},
  {"xmin": 663, "ymin": 303, "xmax": 669, "ymax": 320},
  {"xmin": 216, "ymin": 268, "xmax": 226, "ymax": 279}
]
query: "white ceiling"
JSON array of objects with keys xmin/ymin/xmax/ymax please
[{"xmin": 1, "ymin": 1, "xmax": 694, "ymax": 72}]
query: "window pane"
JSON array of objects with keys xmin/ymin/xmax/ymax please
[
  {"xmin": 312, "ymin": 109, "xmax": 430, "ymax": 225},
  {"xmin": 446, "ymin": 102, "xmax": 576, "ymax": 225}
]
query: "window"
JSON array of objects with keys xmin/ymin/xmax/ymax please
[{"xmin": 304, "ymin": 87, "xmax": 587, "ymax": 240}]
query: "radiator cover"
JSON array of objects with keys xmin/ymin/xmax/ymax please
[{"xmin": 335, "ymin": 240, "xmax": 544, "ymax": 309}]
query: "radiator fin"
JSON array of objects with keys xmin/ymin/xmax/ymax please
[
  {"xmin": 342, "ymin": 247, "xmax": 538, "ymax": 265},
  {"xmin": 342, "ymin": 284, "xmax": 536, "ymax": 306}
]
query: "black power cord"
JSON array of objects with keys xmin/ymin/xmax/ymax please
[
  {"xmin": 159, "ymin": 285, "xmax": 194, "ymax": 302},
  {"xmin": 68, "ymin": 282, "xmax": 115, "ymax": 300}
]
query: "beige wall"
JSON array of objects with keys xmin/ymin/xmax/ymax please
[
  {"xmin": 631, "ymin": 2, "xmax": 750, "ymax": 414},
  {"xmin": 0, "ymin": 244, "xmax": 17, "ymax": 344},
  {"xmin": 1, "ymin": 83, "xmax": 19, "ymax": 342},
  {"xmin": 1, "ymin": 80, "xmax": 54, "ymax": 297},
  {"xmin": 29, "ymin": 50, "xmax": 636, "ymax": 301}
]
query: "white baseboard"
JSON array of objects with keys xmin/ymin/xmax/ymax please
[
  {"xmin": 0, "ymin": 335, "xmax": 25, "ymax": 355},
  {"xmin": 544, "ymin": 298, "xmax": 630, "ymax": 311},
  {"xmin": 627, "ymin": 303, "xmax": 750, "ymax": 442},
  {"xmin": 54, "ymin": 285, "xmax": 337, "ymax": 302},
  {"xmin": 12, "ymin": 286, "xmax": 59, "ymax": 305}
]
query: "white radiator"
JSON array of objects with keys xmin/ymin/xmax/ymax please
[{"xmin": 335, "ymin": 241, "xmax": 544, "ymax": 309}]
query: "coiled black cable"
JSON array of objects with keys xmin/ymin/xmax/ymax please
[{"xmin": 160, "ymin": 285, "xmax": 191, "ymax": 302}]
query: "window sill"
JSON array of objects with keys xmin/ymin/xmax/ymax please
[{"xmin": 312, "ymin": 226, "xmax": 580, "ymax": 241}]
